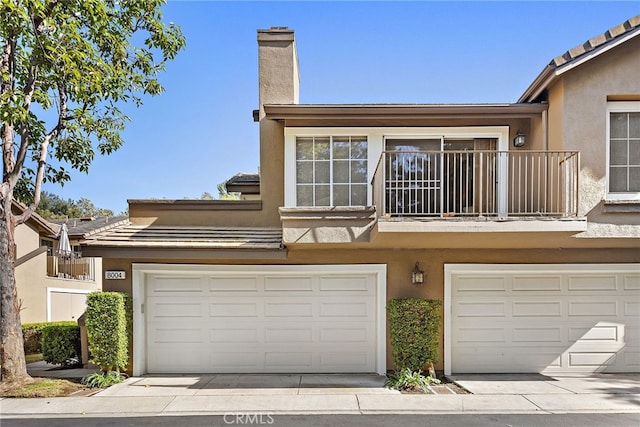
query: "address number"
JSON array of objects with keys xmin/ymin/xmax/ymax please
[{"xmin": 105, "ymin": 271, "xmax": 126, "ymax": 280}]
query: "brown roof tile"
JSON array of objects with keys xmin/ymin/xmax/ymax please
[{"xmin": 550, "ymin": 15, "xmax": 640, "ymax": 68}]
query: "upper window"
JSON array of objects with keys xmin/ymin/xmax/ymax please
[
  {"xmin": 296, "ymin": 136, "xmax": 368, "ymax": 206},
  {"xmin": 608, "ymin": 102, "xmax": 640, "ymax": 199}
]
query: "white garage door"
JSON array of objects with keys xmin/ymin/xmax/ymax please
[
  {"xmin": 447, "ymin": 264, "xmax": 640, "ymax": 374},
  {"xmin": 141, "ymin": 265, "xmax": 385, "ymax": 374}
]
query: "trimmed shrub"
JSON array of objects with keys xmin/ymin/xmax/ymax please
[
  {"xmin": 85, "ymin": 292, "xmax": 128, "ymax": 372},
  {"xmin": 387, "ymin": 298, "xmax": 442, "ymax": 371},
  {"xmin": 23, "ymin": 321, "xmax": 77, "ymax": 355},
  {"xmin": 41, "ymin": 324, "xmax": 81, "ymax": 366}
]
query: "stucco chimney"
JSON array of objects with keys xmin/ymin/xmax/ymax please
[{"xmin": 257, "ymin": 27, "xmax": 299, "ymax": 120}]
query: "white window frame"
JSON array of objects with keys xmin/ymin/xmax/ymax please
[
  {"xmin": 294, "ymin": 135, "xmax": 369, "ymax": 207},
  {"xmin": 284, "ymin": 126, "xmax": 509, "ymax": 214},
  {"xmin": 606, "ymin": 101, "xmax": 640, "ymax": 201}
]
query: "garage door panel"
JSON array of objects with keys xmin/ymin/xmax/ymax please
[
  {"xmin": 624, "ymin": 275, "xmax": 640, "ymax": 290},
  {"xmin": 319, "ymin": 276, "xmax": 370, "ymax": 291},
  {"xmin": 512, "ymin": 301, "xmax": 562, "ymax": 317},
  {"xmin": 625, "ymin": 301, "xmax": 640, "ymax": 316},
  {"xmin": 211, "ymin": 328, "xmax": 259, "ymax": 343},
  {"xmin": 512, "ymin": 276, "xmax": 563, "ymax": 291},
  {"xmin": 568, "ymin": 301, "xmax": 617, "ymax": 317},
  {"xmin": 148, "ymin": 301, "xmax": 205, "ymax": 318},
  {"xmin": 210, "ymin": 277, "xmax": 259, "ymax": 292},
  {"xmin": 150, "ymin": 276, "xmax": 205, "ymax": 293},
  {"xmin": 512, "ymin": 327, "xmax": 563, "ymax": 343},
  {"xmin": 450, "ymin": 265, "xmax": 640, "ymax": 374},
  {"xmin": 567, "ymin": 275, "xmax": 618, "ymax": 291},
  {"xmin": 264, "ymin": 276, "xmax": 313, "ymax": 292},
  {"xmin": 145, "ymin": 267, "xmax": 380, "ymax": 373}
]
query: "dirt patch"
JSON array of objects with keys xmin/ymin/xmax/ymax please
[{"xmin": 0, "ymin": 377, "xmax": 91, "ymax": 398}]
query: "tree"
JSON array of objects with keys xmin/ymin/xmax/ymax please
[
  {"xmin": 217, "ymin": 182, "xmax": 240, "ymax": 200},
  {"xmin": 1, "ymin": 0, "xmax": 185, "ymax": 384},
  {"xmin": 18, "ymin": 191, "xmax": 114, "ymax": 219}
]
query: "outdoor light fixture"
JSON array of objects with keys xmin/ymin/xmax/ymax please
[
  {"xmin": 412, "ymin": 262, "xmax": 424, "ymax": 285},
  {"xmin": 513, "ymin": 130, "xmax": 526, "ymax": 147}
]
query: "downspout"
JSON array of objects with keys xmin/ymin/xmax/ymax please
[{"xmin": 542, "ymin": 106, "xmax": 548, "ymax": 151}]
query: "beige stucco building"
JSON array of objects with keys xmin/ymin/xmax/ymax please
[
  {"xmin": 14, "ymin": 202, "xmax": 126, "ymax": 324},
  {"xmin": 84, "ymin": 17, "xmax": 640, "ymax": 376}
]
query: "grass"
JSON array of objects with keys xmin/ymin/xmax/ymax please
[
  {"xmin": 25, "ymin": 353, "xmax": 44, "ymax": 363},
  {"xmin": 0, "ymin": 378, "xmax": 86, "ymax": 398}
]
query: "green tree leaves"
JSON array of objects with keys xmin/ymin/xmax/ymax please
[{"xmin": 1, "ymin": 0, "xmax": 186, "ymax": 214}]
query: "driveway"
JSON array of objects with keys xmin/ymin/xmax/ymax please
[
  {"xmin": 449, "ymin": 373, "xmax": 640, "ymax": 413},
  {"xmin": 8, "ymin": 367, "xmax": 640, "ymax": 415},
  {"xmin": 94, "ymin": 374, "xmax": 399, "ymax": 397},
  {"xmin": 450, "ymin": 373, "xmax": 640, "ymax": 395}
]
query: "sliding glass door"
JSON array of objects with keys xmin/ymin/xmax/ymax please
[{"xmin": 385, "ymin": 137, "xmax": 496, "ymax": 216}]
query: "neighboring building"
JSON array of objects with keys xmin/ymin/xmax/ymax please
[
  {"xmin": 225, "ymin": 173, "xmax": 260, "ymax": 200},
  {"xmin": 83, "ymin": 17, "xmax": 640, "ymax": 376},
  {"xmin": 14, "ymin": 200, "xmax": 127, "ymax": 323}
]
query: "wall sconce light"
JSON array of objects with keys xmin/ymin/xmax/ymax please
[
  {"xmin": 513, "ymin": 130, "xmax": 526, "ymax": 148},
  {"xmin": 412, "ymin": 261, "xmax": 424, "ymax": 285}
]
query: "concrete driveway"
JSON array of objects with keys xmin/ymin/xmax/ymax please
[
  {"xmin": 6, "ymin": 367, "xmax": 640, "ymax": 416},
  {"xmin": 95, "ymin": 374, "xmax": 399, "ymax": 397},
  {"xmin": 450, "ymin": 373, "xmax": 640, "ymax": 395},
  {"xmin": 450, "ymin": 373, "xmax": 640, "ymax": 413}
]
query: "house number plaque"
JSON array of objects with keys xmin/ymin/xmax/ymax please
[{"xmin": 105, "ymin": 271, "xmax": 126, "ymax": 280}]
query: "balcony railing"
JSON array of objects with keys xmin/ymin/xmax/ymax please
[
  {"xmin": 47, "ymin": 255, "xmax": 96, "ymax": 281},
  {"xmin": 372, "ymin": 150, "xmax": 580, "ymax": 218}
]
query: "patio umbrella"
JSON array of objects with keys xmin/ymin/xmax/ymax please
[{"xmin": 57, "ymin": 223, "xmax": 72, "ymax": 258}]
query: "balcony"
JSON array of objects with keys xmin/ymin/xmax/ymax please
[
  {"xmin": 373, "ymin": 150, "xmax": 580, "ymax": 218},
  {"xmin": 47, "ymin": 254, "xmax": 96, "ymax": 281},
  {"xmin": 371, "ymin": 150, "xmax": 587, "ymax": 239}
]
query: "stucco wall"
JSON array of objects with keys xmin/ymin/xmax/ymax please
[
  {"xmin": 15, "ymin": 222, "xmax": 40, "ymax": 259},
  {"xmin": 16, "ymin": 252, "xmax": 101, "ymax": 323},
  {"xmin": 102, "ymin": 246, "xmax": 638, "ymax": 372},
  {"xmin": 549, "ymin": 36, "xmax": 640, "ymax": 219}
]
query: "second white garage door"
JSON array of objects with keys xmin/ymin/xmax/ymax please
[
  {"xmin": 446, "ymin": 264, "xmax": 640, "ymax": 374},
  {"xmin": 139, "ymin": 265, "xmax": 386, "ymax": 374}
]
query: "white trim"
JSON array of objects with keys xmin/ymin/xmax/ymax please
[
  {"xmin": 443, "ymin": 263, "xmax": 640, "ymax": 375},
  {"xmin": 284, "ymin": 126, "xmax": 509, "ymax": 210},
  {"xmin": 46, "ymin": 287, "xmax": 94, "ymax": 322},
  {"xmin": 606, "ymin": 101, "xmax": 640, "ymax": 201},
  {"xmin": 132, "ymin": 263, "xmax": 387, "ymax": 376}
]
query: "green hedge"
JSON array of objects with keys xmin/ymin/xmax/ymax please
[
  {"xmin": 85, "ymin": 292, "xmax": 128, "ymax": 372},
  {"xmin": 22, "ymin": 321, "xmax": 77, "ymax": 355},
  {"xmin": 41, "ymin": 324, "xmax": 81, "ymax": 365},
  {"xmin": 387, "ymin": 298, "xmax": 442, "ymax": 371}
]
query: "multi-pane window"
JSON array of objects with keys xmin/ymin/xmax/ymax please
[
  {"xmin": 296, "ymin": 136, "xmax": 368, "ymax": 206},
  {"xmin": 609, "ymin": 110, "xmax": 640, "ymax": 194}
]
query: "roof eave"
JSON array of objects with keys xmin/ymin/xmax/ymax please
[
  {"xmin": 519, "ymin": 24, "xmax": 640, "ymax": 103},
  {"xmin": 264, "ymin": 103, "xmax": 548, "ymax": 121}
]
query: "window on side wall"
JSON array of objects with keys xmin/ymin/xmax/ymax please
[
  {"xmin": 296, "ymin": 136, "xmax": 368, "ymax": 206},
  {"xmin": 607, "ymin": 102, "xmax": 640, "ymax": 200}
]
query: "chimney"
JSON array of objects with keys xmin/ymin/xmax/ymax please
[{"xmin": 257, "ymin": 27, "xmax": 299, "ymax": 120}]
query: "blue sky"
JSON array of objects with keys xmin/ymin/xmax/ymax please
[{"xmin": 41, "ymin": 1, "xmax": 640, "ymax": 214}]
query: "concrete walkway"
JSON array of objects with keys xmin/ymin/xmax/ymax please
[{"xmin": 1, "ymin": 366, "xmax": 639, "ymax": 418}]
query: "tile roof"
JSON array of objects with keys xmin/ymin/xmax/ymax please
[
  {"xmin": 50, "ymin": 216, "xmax": 129, "ymax": 239},
  {"xmin": 551, "ymin": 15, "xmax": 640, "ymax": 67},
  {"xmin": 225, "ymin": 172, "xmax": 260, "ymax": 194},
  {"xmin": 82, "ymin": 223, "xmax": 283, "ymax": 250},
  {"xmin": 227, "ymin": 172, "xmax": 260, "ymax": 185},
  {"xmin": 519, "ymin": 15, "xmax": 640, "ymax": 102}
]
